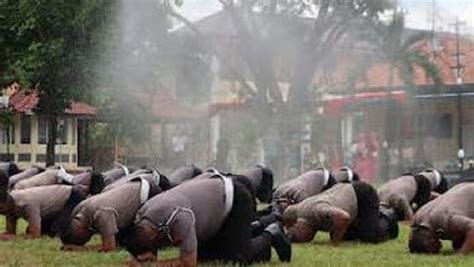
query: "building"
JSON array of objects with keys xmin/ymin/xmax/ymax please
[
  {"xmin": 100, "ymin": 87, "xmax": 212, "ymax": 172},
  {"xmin": 0, "ymin": 83, "xmax": 97, "ymax": 170},
  {"xmin": 175, "ymin": 11, "xmax": 474, "ymax": 181},
  {"xmin": 316, "ymin": 33, "xmax": 474, "ymax": 179}
]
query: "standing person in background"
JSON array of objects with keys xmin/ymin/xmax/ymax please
[
  {"xmin": 354, "ymin": 132, "xmax": 379, "ymax": 183},
  {"xmin": 172, "ymin": 126, "xmax": 188, "ymax": 169},
  {"xmin": 216, "ymin": 138, "xmax": 230, "ymax": 173}
]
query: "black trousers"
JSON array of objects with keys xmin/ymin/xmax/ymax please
[
  {"xmin": 198, "ymin": 180, "xmax": 272, "ymax": 264},
  {"xmin": 344, "ymin": 181, "xmax": 388, "ymax": 243},
  {"xmin": 48, "ymin": 185, "xmax": 88, "ymax": 237}
]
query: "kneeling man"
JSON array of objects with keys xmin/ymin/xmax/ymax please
[
  {"xmin": 12, "ymin": 166, "xmax": 61, "ymax": 190},
  {"xmin": 0, "ymin": 170, "xmax": 86, "ymax": 239},
  {"xmin": 60, "ymin": 170, "xmax": 165, "ymax": 252},
  {"xmin": 409, "ymin": 182, "xmax": 474, "ymax": 254},
  {"xmin": 8, "ymin": 166, "xmax": 45, "ymax": 190},
  {"xmin": 273, "ymin": 168, "xmax": 335, "ymax": 208},
  {"xmin": 378, "ymin": 172, "xmax": 433, "ymax": 221},
  {"xmin": 122, "ymin": 174, "xmax": 291, "ymax": 267},
  {"xmin": 241, "ymin": 165, "xmax": 274, "ymax": 204},
  {"xmin": 284, "ymin": 181, "xmax": 397, "ymax": 244}
]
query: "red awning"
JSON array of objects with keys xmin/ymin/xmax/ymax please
[{"xmin": 322, "ymin": 90, "xmax": 407, "ymax": 117}]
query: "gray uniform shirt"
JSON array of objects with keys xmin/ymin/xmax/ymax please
[
  {"xmin": 378, "ymin": 175, "xmax": 417, "ymax": 205},
  {"xmin": 72, "ymin": 172, "xmax": 92, "ymax": 186},
  {"xmin": 72, "ymin": 182, "xmax": 142, "ymax": 237},
  {"xmin": 285, "ymin": 183, "xmax": 358, "ymax": 231},
  {"xmin": 103, "ymin": 171, "xmax": 159, "ymax": 192},
  {"xmin": 136, "ymin": 178, "xmax": 227, "ymax": 255},
  {"xmin": 413, "ymin": 183, "xmax": 474, "ymax": 239},
  {"xmin": 168, "ymin": 166, "xmax": 200, "ymax": 187},
  {"xmin": 102, "ymin": 167, "xmax": 128, "ymax": 186},
  {"xmin": 8, "ymin": 167, "xmax": 43, "ymax": 188},
  {"xmin": 13, "ymin": 169, "xmax": 60, "ymax": 190},
  {"xmin": 10, "ymin": 185, "xmax": 72, "ymax": 227},
  {"xmin": 274, "ymin": 169, "xmax": 329, "ymax": 203},
  {"xmin": 241, "ymin": 166, "xmax": 263, "ymax": 191}
]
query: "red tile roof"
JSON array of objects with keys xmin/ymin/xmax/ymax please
[
  {"xmin": 8, "ymin": 90, "xmax": 38, "ymax": 113},
  {"xmin": 66, "ymin": 102, "xmax": 98, "ymax": 116},
  {"xmin": 7, "ymin": 90, "xmax": 97, "ymax": 115}
]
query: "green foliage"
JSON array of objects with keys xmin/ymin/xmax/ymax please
[
  {"xmin": 0, "ymin": 112, "xmax": 14, "ymax": 126},
  {"xmin": 86, "ymin": 0, "xmax": 174, "ymax": 162},
  {"xmin": 372, "ymin": 11, "xmax": 443, "ymax": 87},
  {"xmin": 215, "ymin": 0, "xmax": 394, "ymax": 110},
  {"xmin": 0, "ymin": 0, "xmax": 114, "ymax": 114},
  {"xmin": 1, "ymin": 0, "xmax": 117, "ymax": 165}
]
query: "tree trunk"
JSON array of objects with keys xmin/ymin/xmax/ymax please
[{"xmin": 46, "ymin": 116, "xmax": 58, "ymax": 167}]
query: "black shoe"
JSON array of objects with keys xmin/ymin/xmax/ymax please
[
  {"xmin": 264, "ymin": 223, "xmax": 292, "ymax": 262},
  {"xmin": 271, "ymin": 202, "xmax": 283, "ymax": 221},
  {"xmin": 251, "ymin": 220, "xmax": 263, "ymax": 236},
  {"xmin": 379, "ymin": 209, "xmax": 399, "ymax": 240},
  {"xmin": 260, "ymin": 213, "xmax": 279, "ymax": 228}
]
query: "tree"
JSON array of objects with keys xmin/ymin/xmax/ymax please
[
  {"xmin": 168, "ymin": 0, "xmax": 395, "ymax": 174},
  {"xmin": 91, "ymin": 0, "xmax": 174, "ymax": 168},
  {"xmin": 370, "ymin": 11, "xmax": 442, "ymax": 176},
  {"xmin": 1, "ymin": 0, "xmax": 114, "ymax": 166},
  {"xmin": 371, "ymin": 11, "xmax": 441, "ymax": 87}
]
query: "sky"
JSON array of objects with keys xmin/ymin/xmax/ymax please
[
  {"xmin": 400, "ymin": 0, "xmax": 474, "ymax": 34},
  {"xmin": 177, "ymin": 0, "xmax": 474, "ymax": 35}
]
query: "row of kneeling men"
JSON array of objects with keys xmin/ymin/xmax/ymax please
[{"xmin": 0, "ymin": 162, "xmax": 471, "ymax": 267}]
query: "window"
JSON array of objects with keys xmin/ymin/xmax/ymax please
[
  {"xmin": 436, "ymin": 113, "xmax": 452, "ymax": 139},
  {"xmin": 38, "ymin": 117, "xmax": 48, "ymax": 144},
  {"xmin": 36, "ymin": 154, "xmax": 46, "ymax": 162},
  {"xmin": 71, "ymin": 119, "xmax": 76, "ymax": 145},
  {"xmin": 54, "ymin": 154, "xmax": 69, "ymax": 162},
  {"xmin": 414, "ymin": 113, "xmax": 452, "ymax": 139},
  {"xmin": 20, "ymin": 115, "xmax": 31, "ymax": 144},
  {"xmin": 0, "ymin": 154, "xmax": 14, "ymax": 161},
  {"xmin": 57, "ymin": 118, "xmax": 68, "ymax": 145},
  {"xmin": 18, "ymin": 153, "xmax": 31, "ymax": 162},
  {"xmin": 37, "ymin": 117, "xmax": 68, "ymax": 145},
  {"xmin": 0, "ymin": 123, "xmax": 14, "ymax": 144}
]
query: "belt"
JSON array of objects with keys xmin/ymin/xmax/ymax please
[{"xmin": 208, "ymin": 169, "xmax": 234, "ymax": 217}]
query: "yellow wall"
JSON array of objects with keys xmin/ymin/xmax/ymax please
[{"xmin": 0, "ymin": 114, "xmax": 79, "ymax": 170}]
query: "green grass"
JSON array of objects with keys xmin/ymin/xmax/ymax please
[{"xmin": 1, "ymin": 219, "xmax": 474, "ymax": 266}]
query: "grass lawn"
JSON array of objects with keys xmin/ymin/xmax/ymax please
[{"xmin": 0, "ymin": 219, "xmax": 474, "ymax": 266}]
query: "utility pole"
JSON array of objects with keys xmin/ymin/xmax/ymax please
[
  {"xmin": 452, "ymin": 19, "xmax": 466, "ymax": 82},
  {"xmin": 451, "ymin": 18, "xmax": 466, "ymax": 171},
  {"xmin": 430, "ymin": 0, "xmax": 437, "ymax": 58}
]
